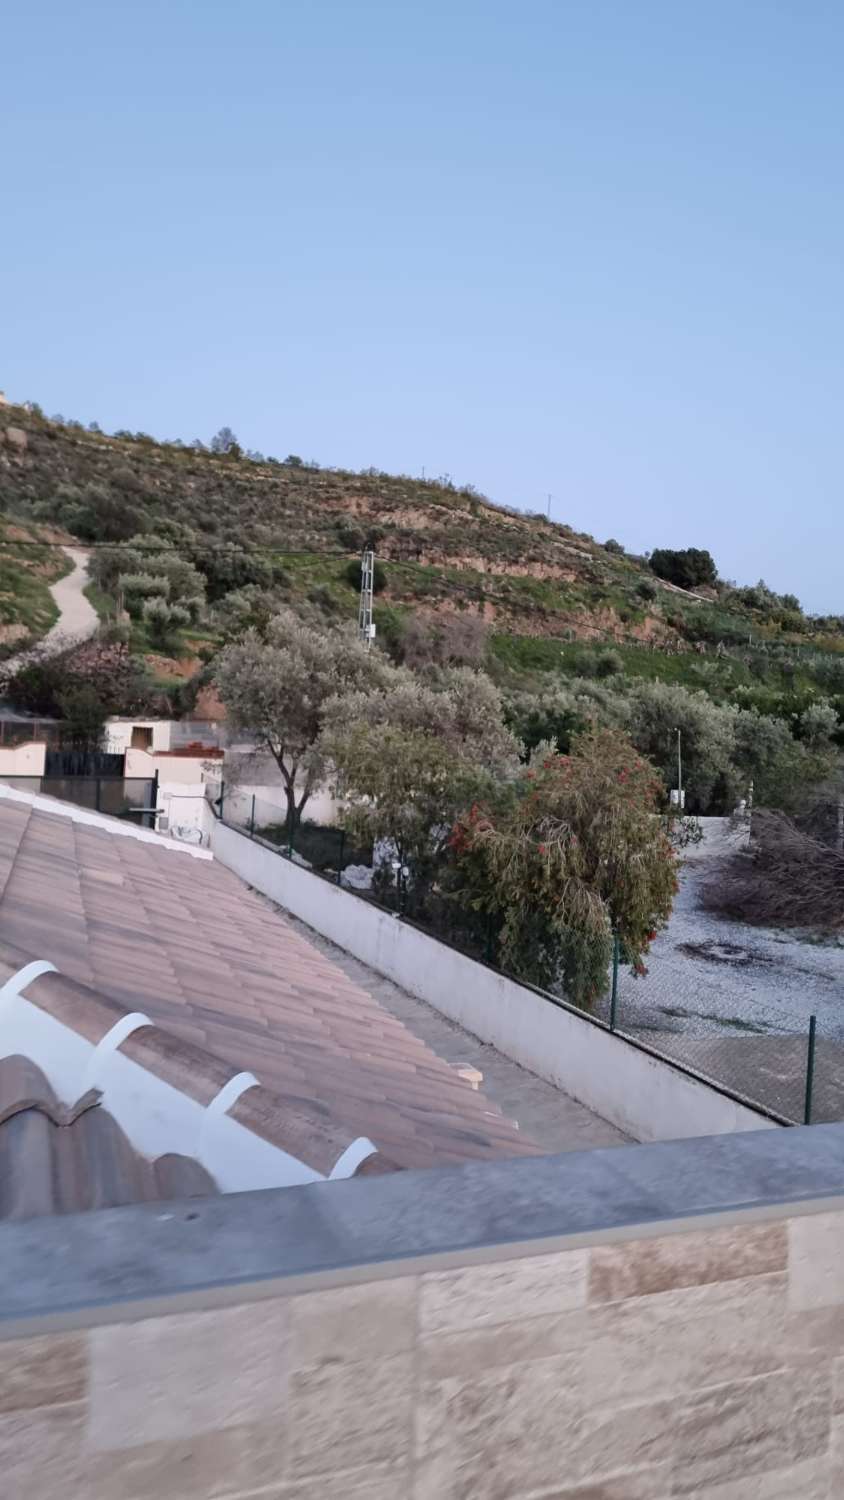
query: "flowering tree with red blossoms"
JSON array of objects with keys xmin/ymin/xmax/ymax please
[{"xmin": 449, "ymin": 726, "xmax": 679, "ymax": 1007}]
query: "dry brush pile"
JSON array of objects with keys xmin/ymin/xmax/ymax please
[{"xmin": 703, "ymin": 809, "xmax": 844, "ymax": 930}]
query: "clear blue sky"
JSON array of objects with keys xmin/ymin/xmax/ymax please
[{"xmin": 4, "ymin": 2, "xmax": 843, "ymax": 608}]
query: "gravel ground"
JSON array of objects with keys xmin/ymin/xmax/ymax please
[
  {"xmin": 614, "ymin": 819, "xmax": 844, "ymax": 1122},
  {"xmin": 617, "ymin": 819, "xmax": 844, "ymax": 1041}
]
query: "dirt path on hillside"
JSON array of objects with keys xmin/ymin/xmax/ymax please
[
  {"xmin": 41, "ymin": 547, "xmax": 98, "ymax": 650},
  {"xmin": 3, "ymin": 547, "xmax": 98, "ymax": 674}
]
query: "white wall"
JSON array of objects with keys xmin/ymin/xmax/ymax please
[
  {"xmin": 221, "ymin": 748, "xmax": 343, "ymax": 830},
  {"xmin": 211, "ymin": 820, "xmax": 777, "ymax": 1144},
  {"xmin": 124, "ymin": 747, "xmax": 224, "ymax": 785},
  {"xmin": 158, "ymin": 783, "xmax": 213, "ymax": 845},
  {"xmin": 225, "ymin": 782, "xmax": 339, "ymax": 831},
  {"xmin": 105, "ymin": 719, "xmax": 173, "ymax": 754},
  {"xmin": 0, "ymin": 741, "xmax": 46, "ymax": 777}
]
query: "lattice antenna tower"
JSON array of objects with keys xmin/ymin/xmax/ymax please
[{"xmin": 357, "ymin": 549, "xmax": 376, "ymax": 649}]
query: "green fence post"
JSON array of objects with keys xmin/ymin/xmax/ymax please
[
  {"xmin": 485, "ymin": 912, "xmax": 495, "ymax": 964},
  {"xmin": 249, "ymin": 794, "xmax": 256, "ymax": 838},
  {"xmin": 804, "ymin": 1015, "xmax": 817, "ymax": 1125},
  {"xmin": 95, "ymin": 777, "xmax": 101, "ymax": 814},
  {"xmin": 609, "ymin": 933, "xmax": 620, "ymax": 1032},
  {"xmin": 337, "ymin": 830, "xmax": 345, "ymax": 885},
  {"xmin": 219, "ymin": 780, "xmax": 225, "ymax": 820}
]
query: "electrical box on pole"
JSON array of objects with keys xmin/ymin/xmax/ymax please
[{"xmin": 357, "ymin": 549, "xmax": 376, "ymax": 649}]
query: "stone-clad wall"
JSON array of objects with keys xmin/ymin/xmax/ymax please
[{"xmin": 2, "ymin": 1206, "xmax": 842, "ymax": 1498}]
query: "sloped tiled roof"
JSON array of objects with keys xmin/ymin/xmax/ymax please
[
  {"xmin": 0, "ymin": 798, "xmax": 538, "ymax": 1173},
  {"xmin": 0, "ymin": 1054, "xmax": 215, "ymax": 1219}
]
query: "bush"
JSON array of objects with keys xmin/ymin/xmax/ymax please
[
  {"xmin": 650, "ymin": 547, "xmax": 718, "ymax": 590},
  {"xmin": 703, "ymin": 811, "xmax": 844, "ymax": 930},
  {"xmin": 636, "ymin": 579, "xmax": 657, "ymax": 601},
  {"xmin": 195, "ymin": 545, "xmax": 275, "ymax": 602},
  {"xmin": 595, "ymin": 650, "xmax": 623, "ymax": 679},
  {"xmin": 400, "ymin": 611, "xmax": 488, "ymax": 669},
  {"xmin": 3, "ymin": 642, "xmax": 152, "ymax": 717},
  {"xmin": 118, "ymin": 572, "xmax": 170, "ymax": 618},
  {"xmin": 56, "ymin": 683, "xmax": 106, "ymax": 750},
  {"xmin": 603, "ymin": 538, "xmax": 624, "ymax": 555},
  {"xmin": 142, "ymin": 597, "xmax": 190, "ymax": 648},
  {"xmin": 345, "ymin": 558, "xmax": 387, "ymax": 594}
]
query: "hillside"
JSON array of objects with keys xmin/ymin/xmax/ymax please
[
  {"xmin": 0, "ymin": 511, "xmax": 73, "ymax": 655},
  {"xmin": 1, "ymin": 400, "xmax": 843, "ymax": 713},
  {"xmin": 0, "ymin": 400, "xmax": 680, "ymax": 637}
]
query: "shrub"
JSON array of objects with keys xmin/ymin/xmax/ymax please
[
  {"xmin": 118, "ymin": 572, "xmax": 170, "ymax": 618},
  {"xmin": 56, "ymin": 683, "xmax": 106, "ymax": 749},
  {"xmin": 703, "ymin": 811, "xmax": 844, "ymax": 930},
  {"xmin": 142, "ymin": 596, "xmax": 190, "ymax": 648},
  {"xmin": 344, "ymin": 558, "xmax": 387, "ymax": 594},
  {"xmin": 400, "ymin": 610, "xmax": 488, "ymax": 669},
  {"xmin": 603, "ymin": 538, "xmax": 624, "ymax": 555},
  {"xmin": 650, "ymin": 547, "xmax": 718, "ymax": 590},
  {"xmin": 636, "ymin": 579, "xmax": 657, "ymax": 601},
  {"xmin": 595, "ymin": 650, "xmax": 623, "ymax": 679}
]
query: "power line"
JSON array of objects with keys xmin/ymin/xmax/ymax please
[
  {"xmin": 0, "ymin": 537, "xmax": 354, "ymax": 558},
  {"xmin": 0, "ymin": 530, "xmax": 566, "ymax": 615}
]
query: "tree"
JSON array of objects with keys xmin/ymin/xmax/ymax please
[
  {"xmin": 209, "ymin": 426, "xmax": 241, "ymax": 457},
  {"xmin": 732, "ymin": 708, "xmax": 832, "ymax": 811},
  {"xmin": 194, "ymin": 543, "xmax": 275, "ymax": 602},
  {"xmin": 214, "ymin": 610, "xmax": 393, "ymax": 832},
  {"xmin": 627, "ymin": 680, "xmax": 737, "ymax": 812},
  {"xmin": 142, "ymin": 597, "xmax": 191, "ymax": 649},
  {"xmin": 118, "ymin": 572, "xmax": 170, "ymax": 618},
  {"xmin": 450, "ymin": 726, "xmax": 678, "ymax": 1005},
  {"xmin": 47, "ymin": 481, "xmax": 148, "ymax": 542},
  {"xmin": 56, "ymin": 683, "xmax": 106, "ymax": 750},
  {"xmin": 650, "ymin": 547, "xmax": 717, "ymax": 590},
  {"xmin": 799, "ymin": 699, "xmax": 838, "ymax": 750},
  {"xmin": 214, "ymin": 585, "xmax": 279, "ymax": 640},
  {"xmin": 322, "ymin": 667, "xmax": 519, "ymax": 875}
]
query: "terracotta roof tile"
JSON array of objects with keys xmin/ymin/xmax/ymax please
[
  {"xmin": 0, "ymin": 1056, "xmax": 216, "ymax": 1220},
  {"xmin": 0, "ymin": 802, "xmax": 539, "ymax": 1173}
]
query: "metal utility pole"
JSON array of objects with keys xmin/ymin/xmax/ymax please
[
  {"xmin": 670, "ymin": 727, "xmax": 684, "ymax": 810},
  {"xmin": 357, "ymin": 549, "xmax": 376, "ymax": 650}
]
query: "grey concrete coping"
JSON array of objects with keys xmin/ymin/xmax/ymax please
[{"xmin": 1, "ymin": 1123, "xmax": 843, "ymax": 1335}]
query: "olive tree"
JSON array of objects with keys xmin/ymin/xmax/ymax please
[
  {"xmin": 215, "ymin": 610, "xmax": 393, "ymax": 832},
  {"xmin": 321, "ymin": 667, "xmax": 519, "ymax": 872},
  {"xmin": 450, "ymin": 726, "xmax": 678, "ymax": 1005}
]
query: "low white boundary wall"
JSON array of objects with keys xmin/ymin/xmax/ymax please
[{"xmin": 212, "ymin": 820, "xmax": 777, "ymax": 1143}]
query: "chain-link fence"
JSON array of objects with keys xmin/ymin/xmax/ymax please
[{"xmin": 209, "ymin": 786, "xmax": 841, "ymax": 1127}]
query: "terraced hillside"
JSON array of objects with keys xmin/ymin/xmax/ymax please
[{"xmin": 0, "ymin": 401, "xmax": 842, "ymax": 699}]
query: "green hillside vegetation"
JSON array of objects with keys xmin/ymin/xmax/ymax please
[
  {"xmin": 1, "ymin": 400, "xmax": 843, "ymax": 817},
  {"xmin": 0, "ymin": 516, "xmax": 71, "ymax": 652},
  {"xmin": 3, "ymin": 400, "xmax": 836, "ymax": 649}
]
